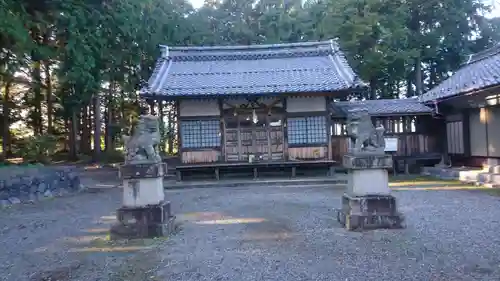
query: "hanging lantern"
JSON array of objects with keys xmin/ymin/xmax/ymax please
[{"xmin": 252, "ymin": 109, "xmax": 258, "ymax": 124}]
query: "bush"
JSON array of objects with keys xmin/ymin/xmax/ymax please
[{"xmin": 18, "ymin": 135, "xmax": 58, "ymax": 164}]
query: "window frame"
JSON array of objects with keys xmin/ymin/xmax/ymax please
[
  {"xmin": 180, "ymin": 119, "xmax": 221, "ymax": 149},
  {"xmin": 287, "ymin": 116, "xmax": 328, "ymax": 146}
]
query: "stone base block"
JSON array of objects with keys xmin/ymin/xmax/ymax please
[
  {"xmin": 335, "ymin": 193, "xmax": 405, "ymax": 231},
  {"xmin": 346, "ymin": 168, "xmax": 390, "ymax": 196},
  {"xmin": 343, "ymin": 153, "xmax": 392, "ymax": 169},
  {"xmin": 110, "ymin": 201, "xmax": 176, "ymax": 240},
  {"xmin": 122, "ymin": 177, "xmax": 165, "ymax": 207}
]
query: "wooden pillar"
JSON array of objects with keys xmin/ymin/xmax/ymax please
[
  {"xmin": 218, "ymin": 98, "xmax": 225, "ymax": 162},
  {"xmin": 159, "ymin": 100, "xmax": 165, "ymax": 153},
  {"xmin": 283, "ymin": 97, "xmax": 289, "ymax": 161},
  {"xmin": 266, "ymin": 114, "xmax": 272, "ymax": 161},
  {"xmin": 325, "ymin": 97, "xmax": 333, "ymax": 160},
  {"xmin": 175, "ymin": 100, "xmax": 182, "ymax": 162},
  {"xmin": 461, "ymin": 110, "xmax": 471, "ymax": 157},
  {"xmin": 147, "ymin": 99, "xmax": 156, "ymax": 115}
]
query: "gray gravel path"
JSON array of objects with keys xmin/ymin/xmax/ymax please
[
  {"xmin": 157, "ymin": 186, "xmax": 500, "ymax": 281},
  {"xmin": 2, "ymin": 182, "xmax": 500, "ymax": 281},
  {"xmin": 0, "ymin": 188, "xmax": 128, "ymax": 281}
]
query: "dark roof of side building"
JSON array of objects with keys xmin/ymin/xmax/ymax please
[
  {"xmin": 331, "ymin": 98, "xmax": 433, "ymax": 117},
  {"xmin": 421, "ymin": 44, "xmax": 500, "ymax": 103},
  {"xmin": 141, "ymin": 40, "xmax": 367, "ymax": 98}
]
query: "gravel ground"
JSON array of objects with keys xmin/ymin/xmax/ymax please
[
  {"xmin": 2, "ymin": 180, "xmax": 500, "ymax": 281},
  {"xmin": 158, "ymin": 185, "xmax": 500, "ymax": 281}
]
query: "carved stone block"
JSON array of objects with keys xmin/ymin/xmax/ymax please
[
  {"xmin": 343, "ymin": 153, "xmax": 392, "ymax": 170},
  {"xmin": 119, "ymin": 162, "xmax": 167, "ymax": 180}
]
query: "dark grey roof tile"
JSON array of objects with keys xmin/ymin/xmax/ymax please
[
  {"xmin": 421, "ymin": 44, "xmax": 500, "ymax": 102},
  {"xmin": 331, "ymin": 98, "xmax": 432, "ymax": 116},
  {"xmin": 142, "ymin": 40, "xmax": 367, "ymax": 97}
]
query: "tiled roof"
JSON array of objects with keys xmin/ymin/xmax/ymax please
[
  {"xmin": 141, "ymin": 40, "xmax": 367, "ymax": 98},
  {"xmin": 421, "ymin": 44, "xmax": 500, "ymax": 103},
  {"xmin": 331, "ymin": 98, "xmax": 432, "ymax": 117}
]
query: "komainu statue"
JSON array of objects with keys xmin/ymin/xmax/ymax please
[
  {"xmin": 122, "ymin": 114, "xmax": 162, "ymax": 164},
  {"xmin": 346, "ymin": 108, "xmax": 385, "ymax": 154}
]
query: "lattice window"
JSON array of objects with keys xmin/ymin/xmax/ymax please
[
  {"xmin": 332, "ymin": 121, "xmax": 346, "ymax": 136},
  {"xmin": 181, "ymin": 120, "xmax": 220, "ymax": 148},
  {"xmin": 287, "ymin": 116, "xmax": 327, "ymax": 144}
]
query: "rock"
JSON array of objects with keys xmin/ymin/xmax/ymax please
[
  {"xmin": 8, "ymin": 197, "xmax": 21, "ymax": 204},
  {"xmin": 78, "ymin": 184, "xmax": 87, "ymax": 191},
  {"xmin": 38, "ymin": 182, "xmax": 47, "ymax": 193},
  {"xmin": 71, "ymin": 176, "xmax": 81, "ymax": 190},
  {"xmin": 28, "ymin": 193, "xmax": 37, "ymax": 203},
  {"xmin": 0, "ymin": 200, "xmax": 10, "ymax": 208},
  {"xmin": 0, "ymin": 166, "xmax": 82, "ymax": 204},
  {"xmin": 43, "ymin": 190, "xmax": 53, "ymax": 198}
]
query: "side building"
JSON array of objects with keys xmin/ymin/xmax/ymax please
[{"xmin": 420, "ymin": 44, "xmax": 500, "ymax": 168}]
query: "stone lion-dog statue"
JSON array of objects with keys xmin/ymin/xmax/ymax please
[
  {"xmin": 122, "ymin": 114, "xmax": 162, "ymax": 164},
  {"xmin": 346, "ymin": 108, "xmax": 385, "ymax": 154}
]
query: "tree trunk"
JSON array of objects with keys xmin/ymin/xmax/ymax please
[
  {"xmin": 368, "ymin": 78, "xmax": 377, "ymax": 100},
  {"xmin": 80, "ymin": 106, "xmax": 91, "ymax": 154},
  {"xmin": 32, "ymin": 60, "xmax": 43, "ymax": 135},
  {"xmin": 415, "ymin": 56, "xmax": 423, "ymax": 96},
  {"xmin": 69, "ymin": 109, "xmax": 78, "ymax": 160},
  {"xmin": 105, "ymin": 82, "xmax": 115, "ymax": 152},
  {"xmin": 93, "ymin": 94, "xmax": 101, "ymax": 162},
  {"xmin": 2, "ymin": 80, "xmax": 12, "ymax": 158},
  {"xmin": 429, "ymin": 62, "xmax": 437, "ymax": 88},
  {"xmin": 44, "ymin": 61, "xmax": 53, "ymax": 134},
  {"xmin": 406, "ymin": 75, "xmax": 414, "ymax": 97}
]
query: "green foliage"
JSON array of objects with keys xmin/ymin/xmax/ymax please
[
  {"xmin": 18, "ymin": 134, "xmax": 57, "ymax": 163},
  {"xmin": 0, "ymin": 0, "xmax": 499, "ymax": 163}
]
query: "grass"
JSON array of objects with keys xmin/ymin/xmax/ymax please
[
  {"xmin": 389, "ymin": 174, "xmax": 463, "ymax": 185},
  {"xmin": 389, "ymin": 174, "xmax": 500, "ymax": 196}
]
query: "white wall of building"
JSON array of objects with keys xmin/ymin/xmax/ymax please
[{"xmin": 179, "ymin": 99, "xmax": 220, "ymax": 117}]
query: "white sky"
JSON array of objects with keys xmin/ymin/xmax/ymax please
[{"xmin": 188, "ymin": 0, "xmax": 500, "ymax": 18}]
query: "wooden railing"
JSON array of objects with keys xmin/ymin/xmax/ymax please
[{"xmin": 331, "ymin": 134, "xmax": 439, "ymax": 162}]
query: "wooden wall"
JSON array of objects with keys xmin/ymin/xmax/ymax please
[
  {"xmin": 288, "ymin": 146, "xmax": 328, "ymax": 160},
  {"xmin": 286, "ymin": 96, "xmax": 331, "ymax": 160},
  {"xmin": 330, "ymin": 115, "xmax": 439, "ymax": 162},
  {"xmin": 331, "ymin": 134, "xmax": 438, "ymax": 162},
  {"xmin": 181, "ymin": 150, "xmax": 220, "ymax": 164}
]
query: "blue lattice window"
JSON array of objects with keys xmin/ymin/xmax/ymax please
[
  {"xmin": 287, "ymin": 116, "xmax": 327, "ymax": 145},
  {"xmin": 181, "ymin": 120, "xmax": 220, "ymax": 148}
]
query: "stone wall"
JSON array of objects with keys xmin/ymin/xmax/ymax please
[{"xmin": 0, "ymin": 166, "xmax": 84, "ymax": 207}]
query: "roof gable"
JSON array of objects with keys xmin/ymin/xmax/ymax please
[
  {"xmin": 142, "ymin": 40, "xmax": 366, "ymax": 98},
  {"xmin": 421, "ymin": 44, "xmax": 500, "ymax": 103}
]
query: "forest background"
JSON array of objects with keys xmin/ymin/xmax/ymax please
[{"xmin": 1, "ymin": 0, "xmax": 499, "ymax": 163}]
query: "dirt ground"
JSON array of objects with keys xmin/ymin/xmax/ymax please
[{"xmin": 2, "ymin": 174, "xmax": 500, "ymax": 281}]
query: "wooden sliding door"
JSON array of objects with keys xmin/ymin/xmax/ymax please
[{"xmin": 223, "ymin": 112, "xmax": 284, "ymax": 162}]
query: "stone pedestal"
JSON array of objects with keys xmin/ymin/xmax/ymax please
[
  {"xmin": 343, "ymin": 153, "xmax": 392, "ymax": 196},
  {"xmin": 110, "ymin": 162, "xmax": 176, "ymax": 239},
  {"xmin": 336, "ymin": 153, "xmax": 404, "ymax": 231}
]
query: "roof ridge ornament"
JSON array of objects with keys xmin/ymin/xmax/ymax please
[
  {"xmin": 466, "ymin": 54, "xmax": 473, "ymax": 64},
  {"xmin": 329, "ymin": 38, "xmax": 340, "ymax": 53},
  {"xmin": 159, "ymin": 45, "xmax": 169, "ymax": 58}
]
